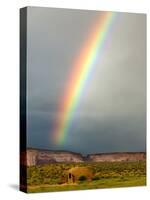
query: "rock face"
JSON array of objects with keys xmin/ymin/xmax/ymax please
[
  {"xmin": 87, "ymin": 152, "xmax": 146, "ymax": 162},
  {"xmin": 27, "ymin": 149, "xmax": 38, "ymax": 166},
  {"xmin": 24, "ymin": 148, "xmax": 146, "ymax": 166},
  {"xmin": 26, "ymin": 148, "xmax": 84, "ymax": 166}
]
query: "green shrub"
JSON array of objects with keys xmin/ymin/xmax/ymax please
[
  {"xmin": 92, "ymin": 176, "xmax": 100, "ymax": 180},
  {"xmin": 78, "ymin": 175, "xmax": 87, "ymax": 181}
]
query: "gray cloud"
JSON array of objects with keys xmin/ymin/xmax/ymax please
[{"xmin": 26, "ymin": 7, "xmax": 146, "ymax": 154}]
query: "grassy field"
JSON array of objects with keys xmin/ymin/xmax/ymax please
[{"xmin": 27, "ymin": 161, "xmax": 146, "ymax": 193}]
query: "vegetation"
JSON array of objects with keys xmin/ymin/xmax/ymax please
[
  {"xmin": 27, "ymin": 161, "xmax": 146, "ymax": 193},
  {"xmin": 78, "ymin": 175, "xmax": 87, "ymax": 181}
]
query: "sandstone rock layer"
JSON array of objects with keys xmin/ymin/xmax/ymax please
[{"xmin": 21, "ymin": 148, "xmax": 146, "ymax": 166}]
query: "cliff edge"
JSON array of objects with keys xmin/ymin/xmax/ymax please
[{"xmin": 21, "ymin": 148, "xmax": 146, "ymax": 166}]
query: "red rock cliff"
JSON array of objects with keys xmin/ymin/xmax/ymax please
[{"xmin": 23, "ymin": 148, "xmax": 146, "ymax": 166}]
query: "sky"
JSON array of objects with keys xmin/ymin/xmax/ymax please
[{"xmin": 26, "ymin": 7, "xmax": 146, "ymax": 154}]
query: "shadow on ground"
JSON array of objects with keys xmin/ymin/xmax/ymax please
[{"xmin": 9, "ymin": 184, "xmax": 19, "ymax": 191}]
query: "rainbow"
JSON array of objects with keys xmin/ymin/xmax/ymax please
[{"xmin": 52, "ymin": 11, "xmax": 117, "ymax": 145}]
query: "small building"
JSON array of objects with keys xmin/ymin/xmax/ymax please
[{"xmin": 67, "ymin": 167, "xmax": 93, "ymax": 183}]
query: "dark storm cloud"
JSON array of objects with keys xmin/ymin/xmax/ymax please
[
  {"xmin": 26, "ymin": 7, "xmax": 146, "ymax": 154},
  {"xmin": 66, "ymin": 114, "xmax": 146, "ymax": 154}
]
